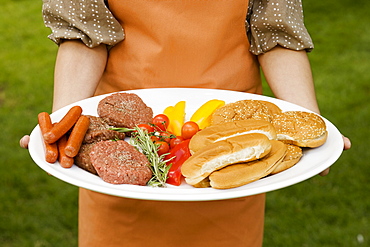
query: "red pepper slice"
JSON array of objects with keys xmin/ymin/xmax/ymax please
[{"xmin": 165, "ymin": 139, "xmax": 191, "ymax": 186}]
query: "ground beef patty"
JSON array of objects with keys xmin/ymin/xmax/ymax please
[
  {"xmin": 83, "ymin": 115, "xmax": 126, "ymax": 143},
  {"xmin": 89, "ymin": 140, "xmax": 152, "ymax": 185},
  {"xmin": 75, "ymin": 115, "xmax": 126, "ymax": 175},
  {"xmin": 97, "ymin": 93, "xmax": 153, "ymax": 128},
  {"xmin": 75, "ymin": 143, "xmax": 97, "ymax": 175}
]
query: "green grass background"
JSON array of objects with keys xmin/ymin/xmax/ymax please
[{"xmin": 0, "ymin": 0, "xmax": 369, "ymax": 246}]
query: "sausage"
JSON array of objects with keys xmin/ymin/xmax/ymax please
[
  {"xmin": 57, "ymin": 134, "xmax": 74, "ymax": 168},
  {"xmin": 44, "ymin": 139, "xmax": 59, "ymax": 163},
  {"xmin": 65, "ymin": 115, "xmax": 90, "ymax": 157},
  {"xmin": 43, "ymin": 106, "xmax": 82, "ymax": 144},
  {"xmin": 38, "ymin": 112, "xmax": 58, "ymax": 163}
]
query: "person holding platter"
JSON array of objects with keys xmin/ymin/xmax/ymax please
[{"xmin": 20, "ymin": 0, "xmax": 351, "ymax": 246}]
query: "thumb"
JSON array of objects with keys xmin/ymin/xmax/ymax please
[
  {"xmin": 20, "ymin": 135, "xmax": 30, "ymax": 149},
  {"xmin": 319, "ymin": 168, "xmax": 330, "ymax": 176}
]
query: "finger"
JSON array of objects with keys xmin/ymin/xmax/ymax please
[
  {"xmin": 319, "ymin": 167, "xmax": 330, "ymax": 176},
  {"xmin": 319, "ymin": 136, "xmax": 350, "ymax": 177},
  {"xmin": 342, "ymin": 136, "xmax": 351, "ymax": 150},
  {"xmin": 20, "ymin": 135, "xmax": 30, "ymax": 149}
]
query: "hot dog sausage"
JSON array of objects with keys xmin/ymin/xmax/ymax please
[
  {"xmin": 57, "ymin": 134, "xmax": 74, "ymax": 168},
  {"xmin": 65, "ymin": 115, "xmax": 90, "ymax": 157},
  {"xmin": 43, "ymin": 106, "xmax": 82, "ymax": 144},
  {"xmin": 38, "ymin": 112, "xmax": 58, "ymax": 163}
]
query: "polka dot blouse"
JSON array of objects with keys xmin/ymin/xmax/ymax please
[
  {"xmin": 42, "ymin": 0, "xmax": 314, "ymax": 55},
  {"xmin": 247, "ymin": 0, "xmax": 313, "ymax": 54}
]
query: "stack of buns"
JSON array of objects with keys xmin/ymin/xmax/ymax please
[{"xmin": 181, "ymin": 99, "xmax": 328, "ymax": 189}]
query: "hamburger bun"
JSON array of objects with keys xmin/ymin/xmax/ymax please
[
  {"xmin": 189, "ymin": 119, "xmax": 277, "ymax": 153},
  {"xmin": 210, "ymin": 99, "xmax": 281, "ymax": 125},
  {"xmin": 209, "ymin": 140, "xmax": 287, "ymax": 189},
  {"xmin": 181, "ymin": 133, "xmax": 272, "ymax": 185},
  {"xmin": 272, "ymin": 111, "xmax": 328, "ymax": 148},
  {"xmin": 257, "ymin": 100, "xmax": 282, "ymax": 116},
  {"xmin": 270, "ymin": 144, "xmax": 302, "ymax": 175}
]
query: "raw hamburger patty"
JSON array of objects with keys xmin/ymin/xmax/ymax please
[
  {"xmin": 75, "ymin": 115, "xmax": 126, "ymax": 175},
  {"xmin": 89, "ymin": 140, "xmax": 152, "ymax": 185},
  {"xmin": 97, "ymin": 93, "xmax": 153, "ymax": 128},
  {"xmin": 83, "ymin": 115, "xmax": 126, "ymax": 143},
  {"xmin": 75, "ymin": 143, "xmax": 97, "ymax": 175}
]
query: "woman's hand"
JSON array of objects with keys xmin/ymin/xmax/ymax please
[
  {"xmin": 20, "ymin": 40, "xmax": 108, "ymax": 150},
  {"xmin": 259, "ymin": 47, "xmax": 352, "ymax": 177},
  {"xmin": 20, "ymin": 135, "xmax": 30, "ymax": 149},
  {"xmin": 319, "ymin": 135, "xmax": 351, "ymax": 176}
]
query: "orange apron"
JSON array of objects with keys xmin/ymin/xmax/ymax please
[
  {"xmin": 95, "ymin": 0, "xmax": 261, "ymax": 94},
  {"xmin": 80, "ymin": 1, "xmax": 265, "ymax": 246}
]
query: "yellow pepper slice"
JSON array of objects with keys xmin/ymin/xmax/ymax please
[
  {"xmin": 163, "ymin": 106, "xmax": 175, "ymax": 116},
  {"xmin": 163, "ymin": 101, "xmax": 186, "ymax": 136},
  {"xmin": 190, "ymin": 99, "xmax": 225, "ymax": 129}
]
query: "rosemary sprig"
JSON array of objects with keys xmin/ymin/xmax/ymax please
[
  {"xmin": 114, "ymin": 126, "xmax": 172, "ymax": 187},
  {"xmin": 110, "ymin": 127, "xmax": 134, "ymax": 133}
]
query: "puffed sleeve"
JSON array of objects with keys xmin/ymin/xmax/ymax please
[
  {"xmin": 42, "ymin": 0, "xmax": 124, "ymax": 47},
  {"xmin": 247, "ymin": 0, "xmax": 314, "ymax": 55}
]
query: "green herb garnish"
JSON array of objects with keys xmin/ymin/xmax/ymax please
[{"xmin": 112, "ymin": 127, "xmax": 172, "ymax": 187}]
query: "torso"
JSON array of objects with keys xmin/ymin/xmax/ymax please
[
  {"xmin": 81, "ymin": 1, "xmax": 265, "ymax": 247},
  {"xmin": 96, "ymin": 0, "xmax": 261, "ymax": 95}
]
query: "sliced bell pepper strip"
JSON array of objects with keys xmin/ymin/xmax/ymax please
[
  {"xmin": 165, "ymin": 139, "xmax": 191, "ymax": 186},
  {"xmin": 190, "ymin": 99, "xmax": 225, "ymax": 129},
  {"xmin": 163, "ymin": 101, "xmax": 186, "ymax": 136},
  {"xmin": 163, "ymin": 105, "xmax": 175, "ymax": 116}
]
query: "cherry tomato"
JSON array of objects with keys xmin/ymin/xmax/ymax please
[
  {"xmin": 181, "ymin": 121, "xmax": 200, "ymax": 140},
  {"xmin": 158, "ymin": 131, "xmax": 174, "ymax": 143},
  {"xmin": 137, "ymin": 123, "xmax": 155, "ymax": 133},
  {"xmin": 150, "ymin": 135, "xmax": 160, "ymax": 142},
  {"xmin": 170, "ymin": 136, "xmax": 184, "ymax": 149},
  {"xmin": 155, "ymin": 141, "xmax": 170, "ymax": 156},
  {"xmin": 152, "ymin": 114, "xmax": 170, "ymax": 131}
]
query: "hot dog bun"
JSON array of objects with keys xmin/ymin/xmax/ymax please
[
  {"xmin": 191, "ymin": 177, "xmax": 211, "ymax": 188},
  {"xmin": 209, "ymin": 140, "xmax": 287, "ymax": 189},
  {"xmin": 189, "ymin": 119, "xmax": 277, "ymax": 153},
  {"xmin": 272, "ymin": 111, "xmax": 327, "ymax": 148},
  {"xmin": 181, "ymin": 133, "xmax": 272, "ymax": 185},
  {"xmin": 270, "ymin": 144, "xmax": 302, "ymax": 175},
  {"xmin": 211, "ymin": 99, "xmax": 281, "ymax": 125}
]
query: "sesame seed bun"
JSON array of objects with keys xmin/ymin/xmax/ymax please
[
  {"xmin": 210, "ymin": 99, "xmax": 281, "ymax": 125},
  {"xmin": 257, "ymin": 100, "xmax": 282, "ymax": 116},
  {"xmin": 270, "ymin": 144, "xmax": 303, "ymax": 175},
  {"xmin": 272, "ymin": 111, "xmax": 328, "ymax": 148}
]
